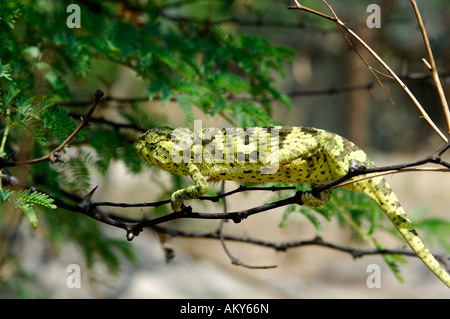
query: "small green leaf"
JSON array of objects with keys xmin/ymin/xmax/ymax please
[
  {"xmin": 373, "ymin": 239, "xmax": 407, "ymax": 283},
  {"xmin": 0, "ymin": 189, "xmax": 11, "ymax": 202},
  {"xmin": 25, "ymin": 191, "xmax": 57, "ymax": 209},
  {"xmin": 0, "ymin": 63, "xmax": 13, "ymax": 81},
  {"xmin": 176, "ymin": 94, "xmax": 194, "ymax": 126},
  {"xmin": 215, "ymin": 73, "xmax": 250, "ymax": 94},
  {"xmin": 20, "ymin": 203, "xmax": 38, "ymax": 229}
]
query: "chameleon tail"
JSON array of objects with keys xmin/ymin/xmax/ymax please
[{"xmin": 350, "ymin": 176, "xmax": 450, "ymax": 288}]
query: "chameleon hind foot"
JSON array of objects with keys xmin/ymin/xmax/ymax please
[{"xmin": 301, "ymin": 188, "xmax": 332, "ymax": 207}]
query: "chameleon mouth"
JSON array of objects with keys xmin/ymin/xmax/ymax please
[{"xmin": 133, "ymin": 138, "xmax": 145, "ymax": 151}]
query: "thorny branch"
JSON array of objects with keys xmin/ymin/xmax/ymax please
[
  {"xmin": 3, "ymin": 3, "xmax": 450, "ymax": 270},
  {"xmin": 3, "ymin": 168, "xmax": 450, "ymax": 267},
  {"xmin": 2, "ymin": 140, "xmax": 450, "ymax": 268}
]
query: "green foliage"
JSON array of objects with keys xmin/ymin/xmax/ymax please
[
  {"xmin": 372, "ymin": 238, "xmax": 407, "ymax": 283},
  {"xmin": 404, "ymin": 210, "xmax": 450, "ymax": 253},
  {"xmin": 0, "ymin": 189, "xmax": 56, "ymax": 228}
]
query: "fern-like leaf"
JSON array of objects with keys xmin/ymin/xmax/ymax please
[
  {"xmin": 373, "ymin": 238, "xmax": 407, "ymax": 283},
  {"xmin": 6, "ymin": 189, "xmax": 57, "ymax": 228},
  {"xmin": 176, "ymin": 94, "xmax": 194, "ymax": 126},
  {"xmin": 21, "ymin": 189, "xmax": 57, "ymax": 209},
  {"xmin": 20, "ymin": 203, "xmax": 38, "ymax": 229}
]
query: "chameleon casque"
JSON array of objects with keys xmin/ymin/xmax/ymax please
[{"xmin": 134, "ymin": 125, "xmax": 450, "ymax": 288}]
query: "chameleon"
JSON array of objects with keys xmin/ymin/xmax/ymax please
[{"xmin": 134, "ymin": 125, "xmax": 450, "ymax": 288}]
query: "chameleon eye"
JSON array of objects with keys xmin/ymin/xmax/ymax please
[{"xmin": 147, "ymin": 142, "xmax": 158, "ymax": 149}]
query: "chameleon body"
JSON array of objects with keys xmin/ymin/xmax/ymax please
[{"xmin": 134, "ymin": 126, "xmax": 450, "ymax": 288}]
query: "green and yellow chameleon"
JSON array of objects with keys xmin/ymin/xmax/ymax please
[{"xmin": 134, "ymin": 125, "xmax": 450, "ymax": 288}]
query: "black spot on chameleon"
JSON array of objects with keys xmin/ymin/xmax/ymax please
[
  {"xmin": 244, "ymin": 134, "xmax": 250, "ymax": 145},
  {"xmin": 409, "ymin": 229, "xmax": 419, "ymax": 236},
  {"xmin": 277, "ymin": 128, "xmax": 294, "ymax": 145},
  {"xmin": 393, "ymin": 214, "xmax": 409, "ymax": 227},
  {"xmin": 202, "ymin": 138, "xmax": 215, "ymax": 147},
  {"xmin": 299, "ymin": 127, "xmax": 321, "ymax": 136},
  {"xmin": 390, "ymin": 201, "xmax": 401, "ymax": 209}
]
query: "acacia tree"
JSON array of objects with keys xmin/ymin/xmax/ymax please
[{"xmin": 1, "ymin": 0, "xmax": 450, "ymax": 296}]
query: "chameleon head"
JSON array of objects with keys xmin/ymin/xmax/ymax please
[{"xmin": 134, "ymin": 127, "xmax": 175, "ymax": 170}]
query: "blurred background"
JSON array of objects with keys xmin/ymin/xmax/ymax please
[{"xmin": 1, "ymin": 0, "xmax": 450, "ymax": 298}]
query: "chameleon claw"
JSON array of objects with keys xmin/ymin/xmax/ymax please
[{"xmin": 301, "ymin": 188, "xmax": 332, "ymax": 207}]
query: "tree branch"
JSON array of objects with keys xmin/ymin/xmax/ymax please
[
  {"xmin": 0, "ymin": 90, "xmax": 104, "ymax": 169},
  {"xmin": 4, "ymin": 169, "xmax": 447, "ymax": 265},
  {"xmin": 152, "ymin": 225, "xmax": 421, "ymax": 259},
  {"xmin": 4, "ymin": 137, "xmax": 450, "ymax": 269}
]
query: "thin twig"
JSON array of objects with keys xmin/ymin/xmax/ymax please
[
  {"xmin": 289, "ymin": 1, "xmax": 448, "ymax": 143},
  {"xmin": 314, "ymin": 142, "xmax": 450, "ymax": 194},
  {"xmin": 0, "ymin": 90, "xmax": 104, "ymax": 168},
  {"xmin": 322, "ymin": 1, "xmax": 394, "ymax": 105},
  {"xmin": 333, "ymin": 167, "xmax": 450, "ymax": 190},
  {"xmin": 68, "ymin": 113, "xmax": 146, "ymax": 133},
  {"xmin": 409, "ymin": 0, "xmax": 450, "ymax": 134},
  {"xmin": 61, "ymin": 70, "xmax": 450, "ymax": 109},
  {"xmin": 153, "ymin": 225, "xmax": 422, "ymax": 259},
  {"xmin": 216, "ymin": 181, "xmax": 277, "ymax": 269}
]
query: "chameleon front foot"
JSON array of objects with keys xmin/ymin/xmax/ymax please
[
  {"xmin": 170, "ymin": 192, "xmax": 184, "ymax": 212},
  {"xmin": 170, "ymin": 199, "xmax": 191, "ymax": 212},
  {"xmin": 171, "ymin": 202, "xmax": 191, "ymax": 213}
]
